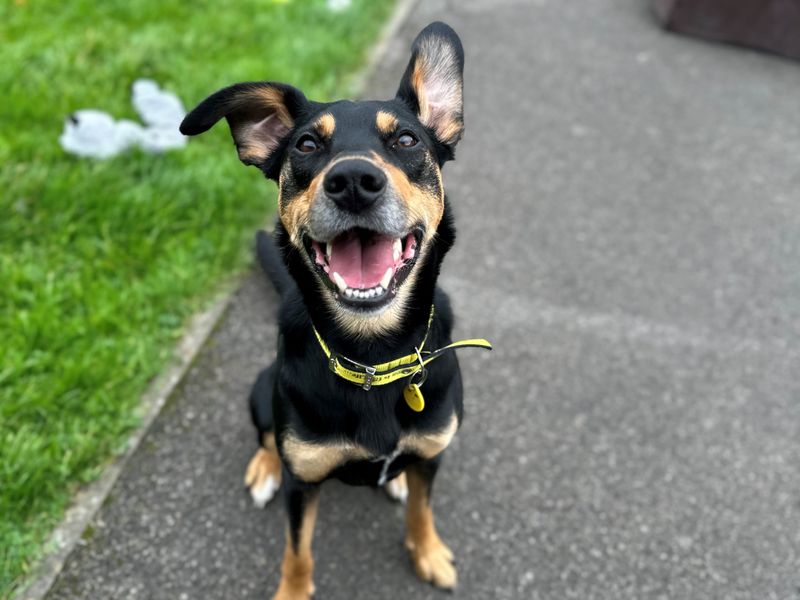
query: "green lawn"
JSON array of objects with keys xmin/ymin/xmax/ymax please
[{"xmin": 0, "ymin": 0, "xmax": 395, "ymax": 595}]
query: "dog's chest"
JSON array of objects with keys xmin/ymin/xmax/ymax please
[{"xmin": 280, "ymin": 414, "xmax": 458, "ymax": 483}]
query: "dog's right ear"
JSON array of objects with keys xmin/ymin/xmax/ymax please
[{"xmin": 180, "ymin": 82, "xmax": 307, "ymax": 168}]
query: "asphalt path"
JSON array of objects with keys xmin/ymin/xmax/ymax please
[{"xmin": 48, "ymin": 0, "xmax": 800, "ymax": 598}]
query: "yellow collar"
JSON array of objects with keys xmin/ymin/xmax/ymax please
[{"xmin": 312, "ymin": 305, "xmax": 492, "ymax": 391}]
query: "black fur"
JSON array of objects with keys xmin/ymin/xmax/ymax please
[
  {"xmin": 255, "ymin": 229, "xmax": 294, "ymax": 299},
  {"xmin": 182, "ymin": 20, "xmax": 470, "ymax": 595}
]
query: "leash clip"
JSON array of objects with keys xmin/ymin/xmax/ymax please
[
  {"xmin": 362, "ymin": 366, "xmax": 377, "ymax": 390},
  {"xmin": 328, "ymin": 355, "xmax": 338, "ymax": 373},
  {"xmin": 409, "ymin": 346, "xmax": 428, "ymax": 387}
]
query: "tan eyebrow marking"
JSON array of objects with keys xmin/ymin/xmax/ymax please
[
  {"xmin": 314, "ymin": 113, "xmax": 336, "ymax": 137},
  {"xmin": 375, "ymin": 110, "xmax": 399, "ymax": 135}
]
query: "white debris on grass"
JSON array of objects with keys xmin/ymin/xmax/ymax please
[
  {"xmin": 132, "ymin": 79, "xmax": 185, "ymax": 128},
  {"xmin": 59, "ymin": 79, "xmax": 187, "ymax": 159},
  {"xmin": 59, "ymin": 110, "xmax": 144, "ymax": 159},
  {"xmin": 327, "ymin": 0, "xmax": 351, "ymax": 11}
]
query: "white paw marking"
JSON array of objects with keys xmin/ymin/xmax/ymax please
[
  {"xmin": 384, "ymin": 475, "xmax": 408, "ymax": 504},
  {"xmin": 250, "ymin": 474, "xmax": 279, "ymax": 508}
]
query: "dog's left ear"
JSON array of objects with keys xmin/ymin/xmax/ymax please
[{"xmin": 396, "ymin": 22, "xmax": 465, "ymax": 149}]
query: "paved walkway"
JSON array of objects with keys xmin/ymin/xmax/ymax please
[{"xmin": 47, "ymin": 0, "xmax": 800, "ymax": 598}]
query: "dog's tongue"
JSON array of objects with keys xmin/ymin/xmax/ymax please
[{"xmin": 329, "ymin": 230, "xmax": 394, "ymax": 289}]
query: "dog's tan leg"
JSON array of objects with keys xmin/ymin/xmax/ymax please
[
  {"xmin": 405, "ymin": 461, "xmax": 456, "ymax": 589},
  {"xmin": 273, "ymin": 481, "xmax": 319, "ymax": 600},
  {"xmin": 244, "ymin": 432, "xmax": 282, "ymax": 508}
]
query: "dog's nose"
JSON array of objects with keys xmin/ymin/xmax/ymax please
[{"xmin": 323, "ymin": 160, "xmax": 387, "ymax": 213}]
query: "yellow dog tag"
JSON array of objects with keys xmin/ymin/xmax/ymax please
[{"xmin": 404, "ymin": 383, "xmax": 425, "ymax": 412}]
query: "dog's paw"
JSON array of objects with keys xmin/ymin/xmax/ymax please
[
  {"xmin": 384, "ymin": 472, "xmax": 408, "ymax": 504},
  {"xmin": 272, "ymin": 579, "xmax": 315, "ymax": 600},
  {"xmin": 244, "ymin": 447, "xmax": 281, "ymax": 508},
  {"xmin": 405, "ymin": 534, "xmax": 457, "ymax": 589}
]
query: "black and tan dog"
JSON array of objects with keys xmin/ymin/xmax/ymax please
[{"xmin": 180, "ymin": 22, "xmax": 490, "ymax": 599}]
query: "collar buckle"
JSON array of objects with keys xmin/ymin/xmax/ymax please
[{"xmin": 362, "ymin": 366, "xmax": 377, "ymax": 390}]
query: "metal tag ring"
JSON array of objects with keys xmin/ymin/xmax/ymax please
[
  {"xmin": 410, "ymin": 346, "xmax": 428, "ymax": 387},
  {"xmin": 409, "ymin": 366, "xmax": 427, "ymax": 387}
]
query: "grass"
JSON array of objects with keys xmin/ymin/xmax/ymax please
[{"xmin": 0, "ymin": 0, "xmax": 395, "ymax": 595}]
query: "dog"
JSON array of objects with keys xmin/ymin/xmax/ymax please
[{"xmin": 180, "ymin": 22, "xmax": 490, "ymax": 599}]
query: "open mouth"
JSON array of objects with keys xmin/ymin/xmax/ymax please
[{"xmin": 304, "ymin": 227, "xmax": 423, "ymax": 308}]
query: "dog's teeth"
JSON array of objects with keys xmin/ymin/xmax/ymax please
[
  {"xmin": 332, "ymin": 272, "xmax": 347, "ymax": 293},
  {"xmin": 345, "ymin": 288, "xmax": 353, "ymax": 297},
  {"xmin": 380, "ymin": 267, "xmax": 393, "ymax": 289},
  {"xmin": 326, "ymin": 242, "xmax": 332, "ymax": 261},
  {"xmin": 393, "ymin": 238, "xmax": 402, "ymax": 262},
  {"xmin": 375, "ymin": 286, "xmax": 384, "ymax": 295}
]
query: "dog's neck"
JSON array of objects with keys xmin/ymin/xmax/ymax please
[{"xmin": 278, "ymin": 200, "xmax": 456, "ymax": 362}]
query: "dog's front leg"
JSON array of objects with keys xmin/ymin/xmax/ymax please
[
  {"xmin": 273, "ymin": 471, "xmax": 320, "ymax": 600},
  {"xmin": 405, "ymin": 457, "xmax": 457, "ymax": 589}
]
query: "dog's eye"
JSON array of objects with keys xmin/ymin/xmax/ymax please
[
  {"xmin": 395, "ymin": 132, "xmax": 418, "ymax": 148},
  {"xmin": 296, "ymin": 134, "xmax": 318, "ymax": 153}
]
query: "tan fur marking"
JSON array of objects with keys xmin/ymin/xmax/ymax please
[
  {"xmin": 244, "ymin": 86, "xmax": 293, "ymax": 127},
  {"xmin": 400, "ymin": 415, "xmax": 458, "ymax": 459},
  {"xmin": 436, "ymin": 118, "xmax": 463, "ymax": 145},
  {"xmin": 314, "ymin": 113, "xmax": 336, "ymax": 138},
  {"xmin": 274, "ymin": 493, "xmax": 319, "ymax": 600},
  {"xmin": 264, "ymin": 430, "xmax": 278, "ymax": 452},
  {"xmin": 412, "ymin": 61, "xmax": 430, "ymax": 124},
  {"xmin": 405, "ymin": 465, "xmax": 457, "ymax": 588},
  {"xmin": 279, "ymin": 168, "xmax": 324, "ymax": 245},
  {"xmin": 281, "ymin": 416, "xmax": 457, "ymax": 483},
  {"xmin": 370, "ymin": 151, "xmax": 443, "ymax": 242},
  {"xmin": 375, "ymin": 110, "xmax": 399, "ymax": 135},
  {"xmin": 244, "ymin": 432, "xmax": 282, "ymax": 489},
  {"xmin": 281, "ymin": 432, "xmax": 372, "ymax": 483}
]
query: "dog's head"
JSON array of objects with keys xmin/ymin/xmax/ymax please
[{"xmin": 181, "ymin": 22, "xmax": 464, "ymax": 335}]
